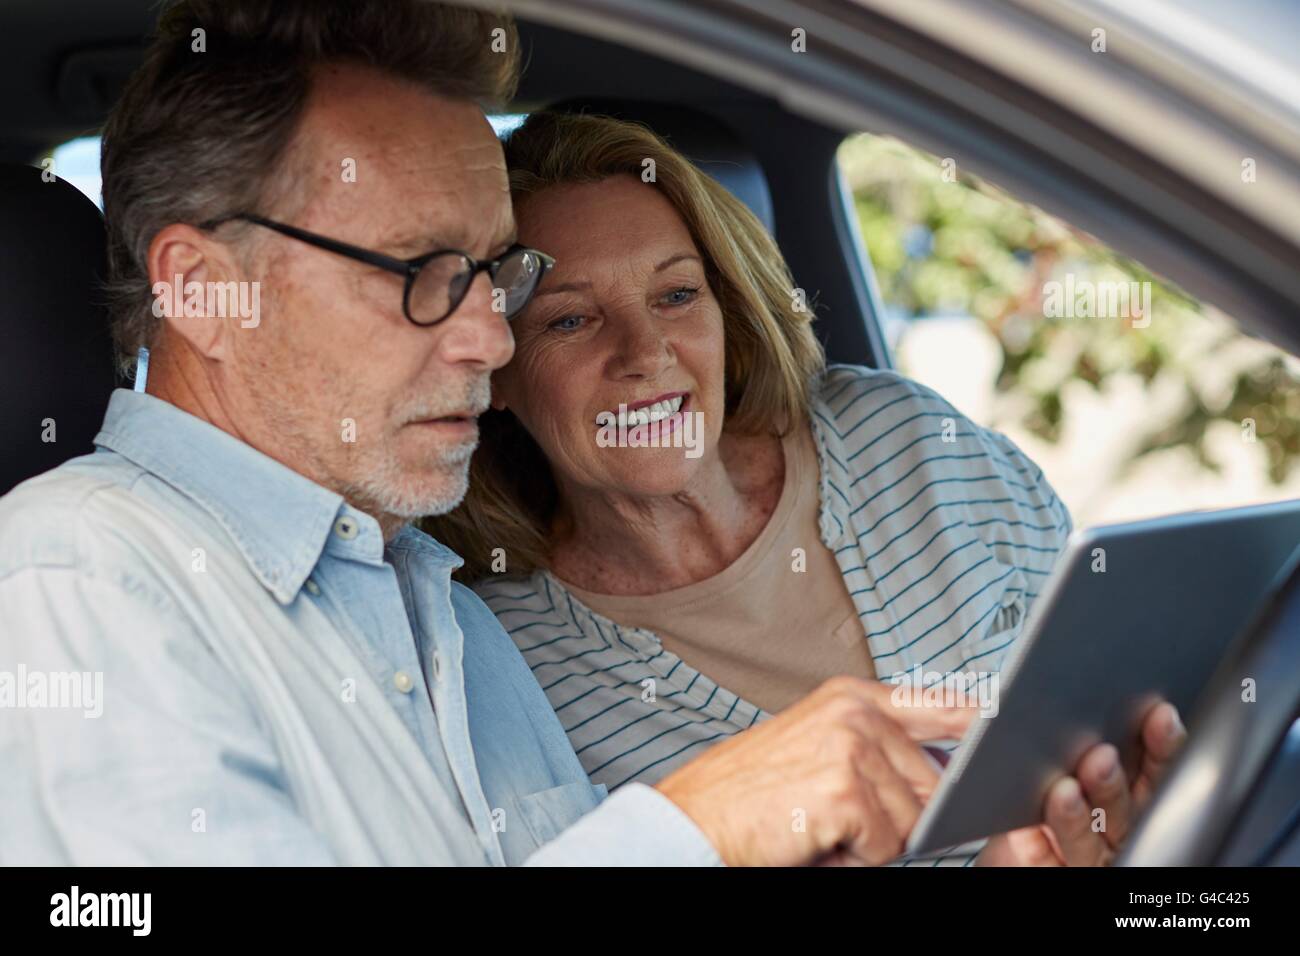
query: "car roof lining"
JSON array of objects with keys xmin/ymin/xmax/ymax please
[{"xmin": 0, "ymin": 7, "xmax": 790, "ymax": 158}]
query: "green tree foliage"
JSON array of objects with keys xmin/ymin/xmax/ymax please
[{"xmin": 839, "ymin": 133, "xmax": 1300, "ymax": 483}]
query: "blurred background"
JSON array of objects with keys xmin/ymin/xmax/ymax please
[{"xmin": 838, "ymin": 132, "xmax": 1300, "ymax": 527}]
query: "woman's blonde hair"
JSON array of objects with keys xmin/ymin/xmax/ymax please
[{"xmin": 423, "ymin": 110, "xmax": 824, "ymax": 581}]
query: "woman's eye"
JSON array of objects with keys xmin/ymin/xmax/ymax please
[
  {"xmin": 662, "ymin": 286, "xmax": 700, "ymax": 306},
  {"xmin": 548, "ymin": 314, "xmax": 585, "ymax": 332}
]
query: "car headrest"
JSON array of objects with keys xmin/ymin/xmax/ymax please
[
  {"xmin": 544, "ymin": 99, "xmax": 776, "ymax": 234},
  {"xmin": 0, "ymin": 164, "xmax": 117, "ymax": 495}
]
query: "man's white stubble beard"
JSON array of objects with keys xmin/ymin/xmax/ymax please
[
  {"xmin": 350, "ymin": 435, "xmax": 477, "ymax": 520},
  {"xmin": 345, "ymin": 376, "xmax": 491, "ymax": 521}
]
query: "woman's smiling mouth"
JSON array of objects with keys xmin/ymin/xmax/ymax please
[{"xmin": 594, "ymin": 391, "xmax": 689, "ymax": 429}]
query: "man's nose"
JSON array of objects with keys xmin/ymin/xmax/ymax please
[{"xmin": 435, "ymin": 272, "xmax": 515, "ymax": 371}]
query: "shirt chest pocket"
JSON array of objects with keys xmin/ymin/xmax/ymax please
[
  {"xmin": 856, "ymin": 525, "xmax": 1030, "ymax": 676},
  {"xmin": 928, "ymin": 531, "xmax": 1030, "ymax": 674},
  {"xmin": 516, "ymin": 780, "xmax": 609, "ymax": 848}
]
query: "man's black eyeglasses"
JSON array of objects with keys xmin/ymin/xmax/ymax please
[{"xmin": 200, "ymin": 213, "xmax": 555, "ymax": 327}]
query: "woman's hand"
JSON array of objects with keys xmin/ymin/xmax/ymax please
[{"xmin": 977, "ymin": 700, "xmax": 1186, "ymax": 866}]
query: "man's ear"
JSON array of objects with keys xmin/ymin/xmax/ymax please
[{"xmin": 146, "ymin": 223, "xmax": 243, "ymax": 362}]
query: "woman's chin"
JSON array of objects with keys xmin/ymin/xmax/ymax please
[{"xmin": 596, "ymin": 453, "xmax": 704, "ymax": 498}]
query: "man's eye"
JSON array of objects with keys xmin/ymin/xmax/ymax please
[
  {"xmin": 549, "ymin": 314, "xmax": 585, "ymax": 332},
  {"xmin": 662, "ymin": 286, "xmax": 700, "ymax": 306}
]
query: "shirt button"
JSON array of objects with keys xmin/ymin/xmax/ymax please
[
  {"xmin": 304, "ymin": 579, "xmax": 321, "ymax": 596},
  {"xmin": 393, "ymin": 670, "xmax": 414, "ymax": 694},
  {"xmin": 333, "ymin": 516, "xmax": 359, "ymax": 540},
  {"xmin": 431, "ymin": 652, "xmax": 442, "ymax": 681}
]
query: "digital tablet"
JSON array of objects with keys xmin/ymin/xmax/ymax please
[{"xmin": 906, "ymin": 497, "xmax": 1300, "ymax": 855}]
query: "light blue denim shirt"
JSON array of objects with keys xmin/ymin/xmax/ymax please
[{"xmin": 0, "ymin": 389, "xmax": 720, "ymax": 866}]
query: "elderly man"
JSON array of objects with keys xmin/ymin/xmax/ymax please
[{"xmin": 0, "ymin": 0, "xmax": 1177, "ymax": 866}]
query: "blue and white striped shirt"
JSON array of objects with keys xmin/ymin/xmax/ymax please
[{"xmin": 474, "ymin": 364, "xmax": 1073, "ymax": 864}]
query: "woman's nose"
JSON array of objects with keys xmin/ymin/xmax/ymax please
[{"xmin": 610, "ymin": 312, "xmax": 674, "ymax": 380}]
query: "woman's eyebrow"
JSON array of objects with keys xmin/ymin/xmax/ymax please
[
  {"xmin": 655, "ymin": 253, "xmax": 702, "ymax": 271},
  {"xmin": 532, "ymin": 280, "xmax": 590, "ymax": 299},
  {"xmin": 532, "ymin": 253, "xmax": 702, "ymax": 298}
]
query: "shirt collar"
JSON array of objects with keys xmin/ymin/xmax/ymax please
[
  {"xmin": 94, "ymin": 388, "xmax": 384, "ymax": 604},
  {"xmin": 388, "ymin": 523, "xmax": 465, "ymax": 571}
]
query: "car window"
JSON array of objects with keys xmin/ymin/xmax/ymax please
[
  {"xmin": 47, "ymin": 135, "xmax": 103, "ymax": 209},
  {"xmin": 838, "ymin": 131, "xmax": 1300, "ymax": 528}
]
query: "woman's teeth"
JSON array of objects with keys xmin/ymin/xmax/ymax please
[{"xmin": 598, "ymin": 395, "xmax": 685, "ymax": 427}]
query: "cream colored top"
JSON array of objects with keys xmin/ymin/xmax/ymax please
[{"xmin": 562, "ymin": 422, "xmax": 874, "ymax": 714}]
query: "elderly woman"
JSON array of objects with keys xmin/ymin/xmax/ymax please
[{"xmin": 426, "ymin": 111, "xmax": 1183, "ymax": 866}]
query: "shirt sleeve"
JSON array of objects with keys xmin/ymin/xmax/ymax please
[
  {"xmin": 522, "ymin": 782, "xmax": 723, "ymax": 866},
  {"xmin": 0, "ymin": 566, "xmax": 337, "ymax": 865},
  {"xmin": 976, "ymin": 425, "xmax": 1074, "ymax": 544},
  {"xmin": 875, "ymin": 367, "xmax": 1075, "ymax": 554}
]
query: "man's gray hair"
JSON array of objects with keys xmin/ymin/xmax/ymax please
[{"xmin": 100, "ymin": 0, "xmax": 520, "ymax": 377}]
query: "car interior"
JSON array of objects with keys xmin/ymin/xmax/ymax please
[
  {"xmin": 0, "ymin": 6, "xmax": 894, "ymax": 493},
  {"xmin": 0, "ymin": 0, "xmax": 1297, "ymax": 867}
]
